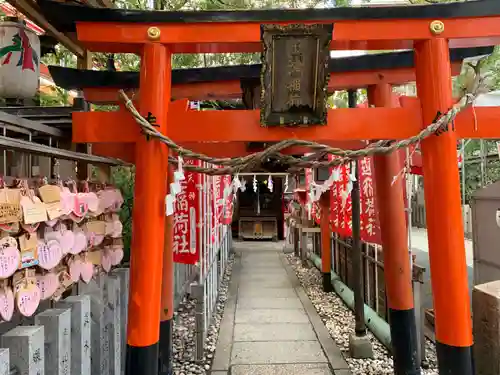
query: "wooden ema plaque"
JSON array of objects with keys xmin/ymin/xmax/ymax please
[{"xmin": 260, "ymin": 24, "xmax": 333, "ymax": 127}]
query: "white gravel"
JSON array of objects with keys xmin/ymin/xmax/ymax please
[
  {"xmin": 287, "ymin": 255, "xmax": 439, "ymax": 375},
  {"xmin": 172, "ymin": 254, "xmax": 234, "ymax": 375}
]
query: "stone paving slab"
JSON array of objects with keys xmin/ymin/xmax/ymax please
[
  {"xmin": 231, "ymin": 341, "xmax": 326, "ymax": 364},
  {"xmin": 238, "ymin": 279, "xmax": 293, "ymax": 289},
  {"xmin": 235, "ymin": 309, "xmax": 308, "ymax": 324},
  {"xmin": 239, "ymin": 269, "xmax": 287, "ymax": 276},
  {"xmin": 230, "ymin": 363, "xmax": 333, "ymax": 375},
  {"xmin": 234, "ymin": 323, "xmax": 316, "ymax": 341},
  {"xmin": 238, "ymin": 274, "xmax": 290, "ymax": 282},
  {"xmin": 240, "ymin": 263, "xmax": 283, "ymax": 269},
  {"xmin": 238, "ymin": 287, "xmax": 297, "ymax": 298},
  {"xmin": 237, "ymin": 297, "xmax": 303, "ymax": 309}
]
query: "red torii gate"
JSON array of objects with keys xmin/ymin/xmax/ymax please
[
  {"xmin": 48, "ymin": 49, "xmax": 476, "ymax": 164},
  {"xmin": 37, "ymin": 1, "xmax": 500, "ymax": 374}
]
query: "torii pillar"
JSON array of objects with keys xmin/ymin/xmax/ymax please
[
  {"xmin": 369, "ymin": 83, "xmax": 420, "ymax": 375},
  {"xmin": 414, "ymin": 39, "xmax": 473, "ymax": 375},
  {"xmin": 126, "ymin": 43, "xmax": 171, "ymax": 375}
]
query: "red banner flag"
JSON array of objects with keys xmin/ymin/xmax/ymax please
[
  {"xmin": 359, "ymin": 157, "xmax": 382, "ymax": 245},
  {"xmin": 344, "ymin": 164, "xmax": 353, "ymax": 237},
  {"xmin": 330, "ymin": 164, "xmax": 339, "ymax": 232},
  {"xmin": 173, "ymin": 159, "xmax": 200, "ymax": 264}
]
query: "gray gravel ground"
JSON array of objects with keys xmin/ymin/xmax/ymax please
[
  {"xmin": 287, "ymin": 255, "xmax": 440, "ymax": 375},
  {"xmin": 172, "ymin": 254, "xmax": 235, "ymax": 375}
]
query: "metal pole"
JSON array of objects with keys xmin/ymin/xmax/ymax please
[
  {"xmin": 480, "ymin": 139, "xmax": 486, "ymax": 187},
  {"xmin": 159, "ymin": 165, "xmax": 174, "ymax": 375},
  {"xmin": 347, "ymin": 89, "xmax": 366, "ymax": 335},
  {"xmin": 351, "ymin": 160, "xmax": 365, "ymax": 335},
  {"xmin": 406, "ymin": 147, "xmax": 413, "ymax": 271}
]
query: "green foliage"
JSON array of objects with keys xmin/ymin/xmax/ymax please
[{"xmin": 35, "ymin": 87, "xmax": 71, "ymax": 106}]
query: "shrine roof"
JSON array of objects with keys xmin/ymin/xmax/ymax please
[
  {"xmin": 37, "ymin": 0, "xmax": 498, "ymax": 33},
  {"xmin": 48, "ymin": 46, "xmax": 492, "ymax": 90}
]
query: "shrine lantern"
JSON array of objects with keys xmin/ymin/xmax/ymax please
[{"xmin": 0, "ymin": 18, "xmax": 40, "ymax": 99}]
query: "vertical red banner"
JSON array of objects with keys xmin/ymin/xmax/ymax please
[
  {"xmin": 337, "ymin": 165, "xmax": 347, "ymax": 236},
  {"xmin": 359, "ymin": 157, "xmax": 382, "ymax": 245},
  {"xmin": 173, "ymin": 159, "xmax": 200, "ymax": 264},
  {"xmin": 344, "ymin": 164, "xmax": 353, "ymax": 237},
  {"xmin": 330, "ymin": 169, "xmax": 339, "ymax": 232}
]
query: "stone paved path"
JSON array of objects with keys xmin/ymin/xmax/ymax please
[{"xmin": 211, "ymin": 241, "xmax": 350, "ymax": 375}]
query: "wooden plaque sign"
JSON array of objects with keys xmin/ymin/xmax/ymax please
[{"xmin": 260, "ymin": 23, "xmax": 333, "ymax": 127}]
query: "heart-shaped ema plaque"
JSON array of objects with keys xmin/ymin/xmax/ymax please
[
  {"xmin": 59, "ymin": 229, "xmax": 75, "ymax": 255},
  {"xmin": 70, "ymin": 231, "xmax": 87, "ymax": 255},
  {"xmin": 59, "ymin": 188, "xmax": 74, "ymax": 217},
  {"xmin": 85, "ymin": 192, "xmax": 100, "ymax": 213},
  {"xmin": 110, "ymin": 247, "xmax": 124, "ymax": 266},
  {"xmin": 111, "ymin": 220, "xmax": 123, "ymax": 239},
  {"xmin": 68, "ymin": 256, "xmax": 83, "ymax": 282},
  {"xmin": 98, "ymin": 189, "xmax": 114, "ymax": 211},
  {"xmin": 101, "ymin": 250, "xmax": 112, "ymax": 273},
  {"xmin": 36, "ymin": 272, "xmax": 60, "ymax": 300},
  {"xmin": 72, "ymin": 194, "xmax": 89, "ymax": 218},
  {"xmin": 0, "ymin": 286, "xmax": 14, "ymax": 321},
  {"xmin": 110, "ymin": 189, "xmax": 124, "ymax": 212},
  {"xmin": 37, "ymin": 240, "xmax": 63, "ymax": 270},
  {"xmin": 0, "ymin": 246, "xmax": 20, "ymax": 279},
  {"xmin": 80, "ymin": 259, "xmax": 94, "ymax": 284},
  {"xmin": 16, "ymin": 282, "xmax": 41, "ymax": 317}
]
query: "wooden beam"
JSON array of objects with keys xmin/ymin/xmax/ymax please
[
  {"xmin": 6, "ymin": 0, "xmax": 84, "ymax": 57},
  {"xmin": 77, "ymin": 50, "xmax": 93, "ymax": 70},
  {"xmin": 0, "ymin": 110, "xmax": 62, "ymax": 137}
]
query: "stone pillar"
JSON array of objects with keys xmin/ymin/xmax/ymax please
[
  {"xmin": 111, "ymin": 267, "xmax": 129, "ymax": 369},
  {"xmin": 0, "ymin": 348, "xmax": 9, "ymax": 375},
  {"xmin": 35, "ymin": 308, "xmax": 72, "ymax": 375},
  {"xmin": 106, "ymin": 275, "xmax": 121, "ymax": 375},
  {"xmin": 79, "ymin": 275, "xmax": 110, "ymax": 375},
  {"xmin": 57, "ymin": 295, "xmax": 91, "ymax": 375},
  {"xmin": 1, "ymin": 326, "xmax": 45, "ymax": 375},
  {"xmin": 473, "ymin": 280, "xmax": 500, "ymax": 375}
]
